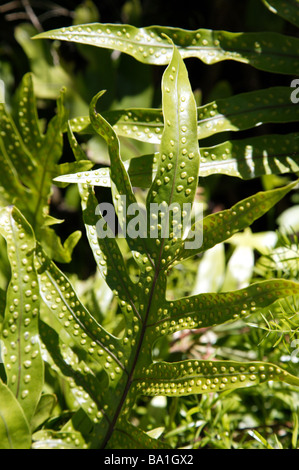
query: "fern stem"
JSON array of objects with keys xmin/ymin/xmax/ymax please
[{"xmin": 101, "ymin": 255, "xmax": 161, "ymax": 448}]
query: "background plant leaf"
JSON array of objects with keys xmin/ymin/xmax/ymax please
[
  {"xmin": 134, "ymin": 359, "xmax": 299, "ymax": 396},
  {"xmin": 55, "ymin": 130, "xmax": 299, "ymax": 188}
]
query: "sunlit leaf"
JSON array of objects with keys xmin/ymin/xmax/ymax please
[
  {"xmin": 0, "ymin": 73, "xmax": 89, "ymax": 263},
  {"xmin": 38, "ymin": 319, "xmax": 108, "ymax": 434},
  {"xmin": 35, "ymin": 246, "xmax": 127, "ymax": 383},
  {"xmin": 51, "ymin": 43, "xmax": 299, "ymax": 449},
  {"xmin": 34, "ymin": 23, "xmax": 299, "ymax": 74},
  {"xmin": 32, "ymin": 429, "xmax": 86, "ymax": 449},
  {"xmin": 31, "ymin": 394, "xmax": 57, "ymax": 432},
  {"xmin": 176, "ymin": 180, "xmax": 298, "ymax": 263},
  {"xmin": 145, "ymin": 279, "xmax": 299, "ymax": 340},
  {"xmin": 0, "ymin": 206, "xmax": 43, "ymax": 424},
  {"xmin": 145, "ymin": 41, "xmax": 200, "ymax": 261},
  {"xmin": 16, "ymin": 32, "xmax": 299, "ymax": 450},
  {"xmin": 105, "ymin": 419, "xmax": 169, "ymax": 449},
  {"xmin": 199, "ymin": 133, "xmax": 299, "ymax": 179},
  {"xmin": 54, "ymin": 129, "xmax": 299, "ymax": 188}
]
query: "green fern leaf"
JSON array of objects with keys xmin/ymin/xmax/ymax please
[
  {"xmin": 69, "ymin": 87, "xmax": 298, "ymax": 145},
  {"xmin": 32, "ymin": 429, "xmax": 86, "ymax": 449},
  {"xmin": 133, "ymin": 359, "xmax": 299, "ymax": 396},
  {"xmin": 145, "ymin": 279, "xmax": 299, "ymax": 340},
  {"xmin": 34, "ymin": 24, "xmax": 299, "ymax": 74},
  {"xmin": 35, "ymin": 247, "xmax": 127, "ymax": 381},
  {"xmin": 177, "ymin": 180, "xmax": 298, "ymax": 263},
  {"xmin": 199, "ymin": 133, "xmax": 299, "ymax": 179},
  {"xmin": 145, "ymin": 42, "xmax": 200, "ymax": 261},
  {"xmin": 59, "ymin": 43, "xmax": 299, "ymax": 449},
  {"xmin": 19, "ymin": 37, "xmax": 299, "ymax": 449},
  {"xmin": 0, "ymin": 206, "xmax": 44, "ymax": 425},
  {"xmin": 54, "ymin": 129, "xmax": 299, "ymax": 188},
  {"xmin": 105, "ymin": 420, "xmax": 169, "ymax": 449}
]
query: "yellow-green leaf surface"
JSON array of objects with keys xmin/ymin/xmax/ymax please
[
  {"xmin": 177, "ymin": 180, "xmax": 298, "ymax": 263},
  {"xmin": 16, "ymin": 72, "xmax": 44, "ymax": 157},
  {"xmin": 105, "ymin": 420, "xmax": 169, "ymax": 449},
  {"xmin": 199, "ymin": 133, "xmax": 299, "ymax": 179},
  {"xmin": 29, "ymin": 39, "xmax": 299, "ymax": 449},
  {"xmin": 89, "ymin": 91, "xmax": 151, "ymax": 262},
  {"xmin": 0, "ymin": 104, "xmax": 36, "ymax": 189},
  {"xmin": 0, "ymin": 206, "xmax": 43, "ymax": 425},
  {"xmin": 38, "ymin": 319, "xmax": 107, "ymax": 441},
  {"xmin": 32, "ymin": 429, "xmax": 86, "ymax": 449},
  {"xmin": 30, "ymin": 393, "xmax": 56, "ymax": 432},
  {"xmin": 0, "ymin": 381, "xmax": 31, "ymax": 449},
  {"xmin": 34, "ymin": 23, "xmax": 299, "ymax": 74},
  {"xmin": 79, "ymin": 183, "xmax": 143, "ymax": 327}
]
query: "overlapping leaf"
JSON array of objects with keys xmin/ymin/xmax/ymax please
[
  {"xmin": 88, "ymin": 91, "xmax": 153, "ymax": 263},
  {"xmin": 78, "ymin": 183, "xmax": 143, "ymax": 327},
  {"xmin": 0, "ymin": 380, "xmax": 31, "ymax": 449},
  {"xmin": 35, "ymin": 245, "xmax": 127, "ymax": 387},
  {"xmin": 54, "ymin": 158, "xmax": 155, "ymax": 188},
  {"xmin": 38, "ymin": 319, "xmax": 109, "ymax": 447},
  {"xmin": 105, "ymin": 419, "xmax": 169, "ymax": 449},
  {"xmin": 199, "ymin": 133, "xmax": 299, "ymax": 179},
  {"xmin": 9, "ymin": 18, "xmax": 297, "ymax": 449},
  {"xmin": 54, "ymin": 44, "xmax": 299, "ymax": 449},
  {"xmin": 62, "ymin": 84, "xmax": 299, "ymax": 188},
  {"xmin": 69, "ymin": 87, "xmax": 299, "ymax": 145},
  {"xmin": 0, "ymin": 0, "xmax": 298, "ymax": 450},
  {"xmin": 34, "ymin": 23, "xmax": 299, "ymax": 74}
]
